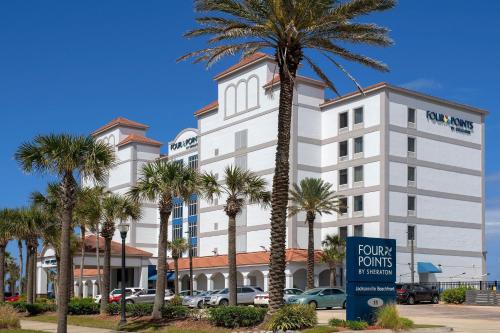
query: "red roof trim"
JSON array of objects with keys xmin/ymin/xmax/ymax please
[
  {"xmin": 194, "ymin": 100, "xmax": 219, "ymax": 117},
  {"xmin": 214, "ymin": 52, "xmax": 273, "ymax": 81},
  {"xmin": 264, "ymin": 74, "xmax": 327, "ymax": 89},
  {"xmin": 117, "ymin": 134, "xmax": 162, "ymax": 147},
  {"xmin": 92, "ymin": 117, "xmax": 149, "ymax": 136}
]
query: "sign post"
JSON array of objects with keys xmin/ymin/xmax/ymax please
[{"xmin": 346, "ymin": 236, "xmax": 396, "ymax": 324}]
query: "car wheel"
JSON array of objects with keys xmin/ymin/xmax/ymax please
[
  {"xmin": 407, "ymin": 296, "xmax": 415, "ymax": 305},
  {"xmin": 219, "ymin": 299, "xmax": 229, "ymax": 306},
  {"xmin": 432, "ymin": 295, "xmax": 439, "ymax": 304},
  {"xmin": 342, "ymin": 301, "xmax": 346, "ymax": 309},
  {"xmin": 197, "ymin": 301, "xmax": 204, "ymax": 308},
  {"xmin": 308, "ymin": 301, "xmax": 318, "ymax": 310}
]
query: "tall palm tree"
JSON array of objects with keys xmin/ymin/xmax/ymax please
[
  {"xmin": 15, "ymin": 134, "xmax": 115, "ymax": 333},
  {"xmin": 129, "ymin": 160, "xmax": 199, "ymax": 319},
  {"xmin": 180, "ymin": 0, "xmax": 394, "ymax": 312},
  {"xmin": 320, "ymin": 234, "xmax": 346, "ymax": 287},
  {"xmin": 5, "ymin": 251, "xmax": 20, "ymax": 295},
  {"xmin": 99, "ymin": 194, "xmax": 141, "ymax": 314},
  {"xmin": 201, "ymin": 166, "xmax": 270, "ymax": 305},
  {"xmin": 0, "ymin": 209, "xmax": 15, "ymax": 302},
  {"xmin": 169, "ymin": 238, "xmax": 188, "ymax": 295},
  {"xmin": 17, "ymin": 239, "xmax": 24, "ymax": 294},
  {"xmin": 289, "ymin": 178, "xmax": 341, "ymax": 290}
]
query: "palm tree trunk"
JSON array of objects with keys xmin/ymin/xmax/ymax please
[
  {"xmin": 306, "ymin": 213, "xmax": 315, "ymax": 290},
  {"xmin": 69, "ymin": 253, "xmax": 74, "ymax": 299},
  {"xmin": 95, "ymin": 228, "xmax": 102, "ymax": 297},
  {"xmin": 18, "ymin": 240, "xmax": 24, "ymax": 294},
  {"xmin": 100, "ymin": 237, "xmax": 111, "ymax": 314},
  {"xmin": 55, "ymin": 255, "xmax": 60, "ymax": 303},
  {"xmin": 268, "ymin": 53, "xmax": 299, "ymax": 314},
  {"xmin": 333, "ymin": 266, "xmax": 337, "ymax": 287},
  {"xmin": 79, "ymin": 226, "xmax": 86, "ymax": 298},
  {"xmin": 174, "ymin": 257, "xmax": 179, "ymax": 295},
  {"xmin": 152, "ymin": 205, "xmax": 170, "ymax": 320},
  {"xmin": 33, "ymin": 246, "xmax": 37, "ymax": 302},
  {"xmin": 58, "ymin": 173, "xmax": 77, "ymax": 333},
  {"xmin": 228, "ymin": 214, "xmax": 237, "ymax": 306},
  {"xmin": 0, "ymin": 243, "xmax": 6, "ymax": 302},
  {"xmin": 26, "ymin": 242, "xmax": 34, "ymax": 304}
]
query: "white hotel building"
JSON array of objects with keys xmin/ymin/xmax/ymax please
[{"xmin": 37, "ymin": 53, "xmax": 487, "ymax": 296}]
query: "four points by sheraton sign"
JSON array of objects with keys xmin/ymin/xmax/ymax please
[
  {"xmin": 426, "ymin": 110, "xmax": 474, "ymax": 135},
  {"xmin": 170, "ymin": 136, "xmax": 198, "ymax": 151}
]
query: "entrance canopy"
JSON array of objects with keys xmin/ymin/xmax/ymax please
[
  {"xmin": 417, "ymin": 262, "xmax": 442, "ymax": 274},
  {"xmin": 148, "ymin": 272, "xmax": 176, "ymax": 281}
]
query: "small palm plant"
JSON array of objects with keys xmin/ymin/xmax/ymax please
[
  {"xmin": 320, "ymin": 234, "xmax": 346, "ymax": 287},
  {"xmin": 289, "ymin": 178, "xmax": 342, "ymax": 290},
  {"xmin": 129, "ymin": 160, "xmax": 199, "ymax": 319},
  {"xmin": 201, "ymin": 166, "xmax": 270, "ymax": 305},
  {"xmin": 99, "ymin": 194, "xmax": 141, "ymax": 314},
  {"xmin": 169, "ymin": 238, "xmax": 189, "ymax": 295}
]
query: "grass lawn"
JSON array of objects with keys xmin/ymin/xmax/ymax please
[{"xmin": 25, "ymin": 313, "xmax": 119, "ymax": 330}]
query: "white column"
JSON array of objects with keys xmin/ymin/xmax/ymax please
[
  {"xmin": 92, "ymin": 280, "xmax": 98, "ymax": 298},
  {"xmin": 285, "ymin": 272, "xmax": 293, "ymax": 289},
  {"xmin": 262, "ymin": 271, "xmax": 269, "ymax": 292},
  {"xmin": 223, "ymin": 273, "xmax": 229, "ymax": 288},
  {"xmin": 314, "ymin": 275, "xmax": 319, "ymax": 288},
  {"xmin": 37, "ymin": 266, "xmax": 47, "ymax": 296},
  {"xmin": 242, "ymin": 272, "xmax": 250, "ymax": 286},
  {"xmin": 192, "ymin": 276, "xmax": 198, "ymax": 291},
  {"xmin": 139, "ymin": 266, "xmax": 149, "ymax": 289},
  {"xmin": 74, "ymin": 281, "xmax": 80, "ymax": 297},
  {"xmin": 82, "ymin": 281, "xmax": 89, "ymax": 298},
  {"xmin": 206, "ymin": 274, "xmax": 214, "ymax": 291}
]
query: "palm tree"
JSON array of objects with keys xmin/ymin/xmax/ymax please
[
  {"xmin": 320, "ymin": 234, "xmax": 346, "ymax": 287},
  {"xmin": 0, "ymin": 209, "xmax": 15, "ymax": 302},
  {"xmin": 99, "ymin": 194, "xmax": 141, "ymax": 314},
  {"xmin": 15, "ymin": 134, "xmax": 115, "ymax": 333},
  {"xmin": 180, "ymin": 0, "xmax": 394, "ymax": 312},
  {"xmin": 5, "ymin": 251, "xmax": 20, "ymax": 295},
  {"xmin": 201, "ymin": 166, "xmax": 270, "ymax": 305},
  {"xmin": 288, "ymin": 178, "xmax": 341, "ymax": 290},
  {"xmin": 169, "ymin": 238, "xmax": 188, "ymax": 295},
  {"xmin": 129, "ymin": 160, "xmax": 199, "ymax": 319}
]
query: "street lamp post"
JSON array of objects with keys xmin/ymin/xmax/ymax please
[
  {"xmin": 117, "ymin": 221, "xmax": 130, "ymax": 328},
  {"xmin": 185, "ymin": 230, "xmax": 193, "ymax": 296}
]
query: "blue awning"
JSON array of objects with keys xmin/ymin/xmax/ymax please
[
  {"xmin": 148, "ymin": 272, "xmax": 176, "ymax": 281},
  {"xmin": 417, "ymin": 262, "xmax": 442, "ymax": 273}
]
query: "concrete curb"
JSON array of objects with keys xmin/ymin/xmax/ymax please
[{"xmin": 337, "ymin": 327, "xmax": 452, "ymax": 333}]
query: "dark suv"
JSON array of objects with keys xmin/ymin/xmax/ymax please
[{"xmin": 396, "ymin": 284, "xmax": 439, "ymax": 305}]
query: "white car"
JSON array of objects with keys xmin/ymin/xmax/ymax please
[
  {"xmin": 94, "ymin": 287, "xmax": 143, "ymax": 304},
  {"xmin": 254, "ymin": 288, "xmax": 303, "ymax": 306},
  {"xmin": 208, "ymin": 286, "xmax": 263, "ymax": 306}
]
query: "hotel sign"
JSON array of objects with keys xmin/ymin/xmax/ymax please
[
  {"xmin": 346, "ymin": 237, "xmax": 396, "ymax": 324},
  {"xmin": 170, "ymin": 136, "xmax": 198, "ymax": 151},
  {"xmin": 426, "ymin": 111, "xmax": 474, "ymax": 135}
]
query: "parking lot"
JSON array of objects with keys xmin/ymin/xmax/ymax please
[{"xmin": 317, "ymin": 304, "xmax": 500, "ymax": 333}]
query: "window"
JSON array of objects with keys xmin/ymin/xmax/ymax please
[
  {"xmin": 354, "ymin": 166, "xmax": 364, "ymax": 183},
  {"xmin": 354, "ymin": 137, "xmax": 363, "ymax": 154},
  {"xmin": 407, "ymin": 225, "xmax": 415, "ymax": 241},
  {"xmin": 339, "ymin": 197, "xmax": 347, "ymax": 215},
  {"xmin": 408, "ymin": 137, "xmax": 416, "ymax": 153},
  {"xmin": 235, "ymin": 130, "xmax": 248, "ymax": 151},
  {"xmin": 408, "ymin": 108, "xmax": 416, "ymax": 124},
  {"xmin": 339, "ymin": 226, "xmax": 348, "ymax": 240},
  {"xmin": 354, "ymin": 224, "xmax": 363, "ymax": 237},
  {"xmin": 354, "ymin": 107, "xmax": 364, "ymax": 124},
  {"xmin": 339, "ymin": 169, "xmax": 348, "ymax": 186},
  {"xmin": 235, "ymin": 155, "xmax": 247, "ymax": 170},
  {"xmin": 173, "ymin": 159, "xmax": 183, "ymax": 167},
  {"xmin": 172, "ymin": 222, "xmax": 183, "ymax": 240},
  {"xmin": 408, "ymin": 166, "xmax": 416, "ymax": 183},
  {"xmin": 339, "ymin": 112, "xmax": 348, "ymax": 129},
  {"xmin": 214, "ymin": 148, "xmax": 219, "ymax": 156},
  {"xmin": 339, "ymin": 141, "xmax": 348, "ymax": 158},
  {"xmin": 173, "ymin": 200, "xmax": 183, "ymax": 219},
  {"xmin": 213, "ymin": 222, "xmax": 218, "ymax": 231},
  {"xmin": 188, "ymin": 197, "xmax": 197, "ymax": 216},
  {"xmin": 408, "ymin": 195, "xmax": 416, "ymax": 212},
  {"xmin": 353, "ymin": 195, "xmax": 363, "ymax": 212},
  {"xmin": 188, "ymin": 155, "xmax": 198, "ymax": 169}
]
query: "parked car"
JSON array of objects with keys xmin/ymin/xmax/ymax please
[
  {"xmin": 94, "ymin": 287, "xmax": 143, "ymax": 304},
  {"xmin": 208, "ymin": 286, "xmax": 263, "ymax": 306},
  {"xmin": 254, "ymin": 288, "xmax": 303, "ymax": 306},
  {"xmin": 164, "ymin": 289, "xmax": 201, "ymax": 302},
  {"xmin": 4, "ymin": 292, "xmax": 20, "ymax": 303},
  {"xmin": 182, "ymin": 290, "xmax": 220, "ymax": 308},
  {"xmin": 286, "ymin": 287, "xmax": 346, "ymax": 309},
  {"xmin": 396, "ymin": 284, "xmax": 439, "ymax": 305}
]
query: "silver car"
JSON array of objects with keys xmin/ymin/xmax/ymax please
[
  {"xmin": 182, "ymin": 290, "xmax": 219, "ymax": 308},
  {"xmin": 208, "ymin": 286, "xmax": 264, "ymax": 306},
  {"xmin": 125, "ymin": 289, "xmax": 174, "ymax": 304}
]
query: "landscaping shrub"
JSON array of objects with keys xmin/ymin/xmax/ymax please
[
  {"xmin": 10, "ymin": 301, "xmax": 27, "ymax": 313},
  {"xmin": 266, "ymin": 304, "xmax": 317, "ymax": 331},
  {"xmin": 106, "ymin": 303, "xmax": 120, "ymax": 315},
  {"xmin": 376, "ymin": 304, "xmax": 414, "ymax": 330},
  {"xmin": 68, "ymin": 297, "xmax": 100, "ymax": 315},
  {"xmin": 208, "ymin": 306, "xmax": 267, "ymax": 328},
  {"xmin": 0, "ymin": 304, "xmax": 20, "ymax": 329},
  {"xmin": 127, "ymin": 303, "xmax": 154, "ymax": 317},
  {"xmin": 441, "ymin": 286, "xmax": 473, "ymax": 304},
  {"xmin": 161, "ymin": 305, "xmax": 191, "ymax": 320},
  {"xmin": 169, "ymin": 295, "xmax": 183, "ymax": 306},
  {"xmin": 328, "ymin": 318, "xmax": 346, "ymax": 327},
  {"xmin": 10, "ymin": 301, "xmax": 55, "ymax": 315},
  {"xmin": 345, "ymin": 320, "xmax": 368, "ymax": 330}
]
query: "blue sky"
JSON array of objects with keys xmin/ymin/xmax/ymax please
[{"xmin": 1, "ymin": 1, "xmax": 499, "ymax": 279}]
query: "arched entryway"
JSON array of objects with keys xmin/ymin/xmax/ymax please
[
  {"xmin": 196, "ymin": 273, "xmax": 208, "ymax": 291},
  {"xmin": 180, "ymin": 274, "xmax": 190, "ymax": 291},
  {"xmin": 318, "ymin": 269, "xmax": 330, "ymax": 287},
  {"xmin": 293, "ymin": 268, "xmax": 307, "ymax": 290},
  {"xmin": 247, "ymin": 270, "xmax": 265, "ymax": 290},
  {"xmin": 236, "ymin": 272, "xmax": 244, "ymax": 286},
  {"xmin": 212, "ymin": 272, "xmax": 225, "ymax": 290}
]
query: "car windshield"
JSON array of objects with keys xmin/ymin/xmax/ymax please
[
  {"xmin": 303, "ymin": 289, "xmax": 322, "ymax": 295},
  {"xmin": 110, "ymin": 290, "xmax": 121, "ymax": 295},
  {"xmin": 218, "ymin": 288, "xmax": 228, "ymax": 294}
]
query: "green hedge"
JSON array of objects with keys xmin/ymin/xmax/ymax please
[
  {"xmin": 9, "ymin": 301, "xmax": 56, "ymax": 316},
  {"xmin": 266, "ymin": 304, "xmax": 317, "ymax": 331},
  {"xmin": 161, "ymin": 305, "xmax": 192, "ymax": 320},
  {"xmin": 106, "ymin": 303, "xmax": 188, "ymax": 319},
  {"xmin": 442, "ymin": 286, "xmax": 474, "ymax": 304},
  {"xmin": 345, "ymin": 320, "xmax": 369, "ymax": 330},
  {"xmin": 208, "ymin": 306, "xmax": 267, "ymax": 328},
  {"xmin": 68, "ymin": 298, "xmax": 99, "ymax": 315}
]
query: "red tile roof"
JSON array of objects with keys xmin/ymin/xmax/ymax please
[
  {"xmin": 84, "ymin": 235, "xmax": 153, "ymax": 257},
  {"xmin": 92, "ymin": 117, "xmax": 149, "ymax": 136},
  {"xmin": 176, "ymin": 249, "xmax": 322, "ymax": 270},
  {"xmin": 214, "ymin": 52, "xmax": 273, "ymax": 80},
  {"xmin": 194, "ymin": 100, "xmax": 219, "ymax": 117},
  {"xmin": 264, "ymin": 74, "xmax": 327, "ymax": 89},
  {"xmin": 117, "ymin": 133, "xmax": 162, "ymax": 147},
  {"xmin": 73, "ymin": 268, "xmax": 103, "ymax": 278}
]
